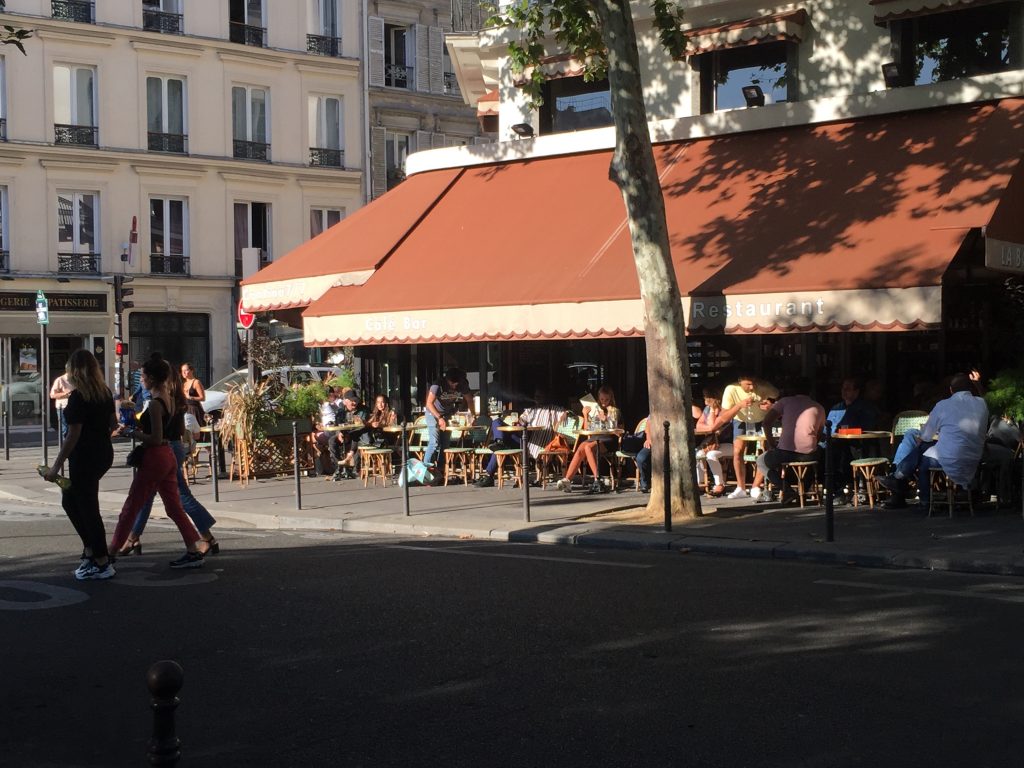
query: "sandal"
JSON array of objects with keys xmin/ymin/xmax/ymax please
[{"xmin": 710, "ymin": 485, "xmax": 725, "ymax": 497}]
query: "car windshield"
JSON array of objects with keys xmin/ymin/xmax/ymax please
[{"xmin": 209, "ymin": 371, "xmax": 247, "ymax": 391}]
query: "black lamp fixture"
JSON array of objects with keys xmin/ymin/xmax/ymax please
[
  {"xmin": 510, "ymin": 122, "xmax": 535, "ymax": 138},
  {"xmin": 881, "ymin": 62, "xmax": 902, "ymax": 88},
  {"xmin": 57, "ymin": 276, "xmax": 71, "ymax": 283},
  {"xmin": 742, "ymin": 84, "xmax": 765, "ymax": 108}
]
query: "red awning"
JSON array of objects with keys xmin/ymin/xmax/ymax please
[
  {"xmin": 239, "ymin": 167, "xmax": 461, "ymax": 312},
  {"xmin": 301, "ymin": 99, "xmax": 1024, "ymax": 345}
]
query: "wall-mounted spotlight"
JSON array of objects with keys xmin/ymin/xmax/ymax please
[
  {"xmin": 742, "ymin": 85, "xmax": 765, "ymax": 108},
  {"xmin": 881, "ymin": 62, "xmax": 902, "ymax": 89},
  {"xmin": 510, "ymin": 122, "xmax": 535, "ymax": 138}
]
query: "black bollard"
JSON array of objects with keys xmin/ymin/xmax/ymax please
[
  {"xmin": 521, "ymin": 431, "xmax": 531, "ymax": 523},
  {"xmin": 210, "ymin": 421, "xmax": 219, "ymax": 503},
  {"xmin": 3, "ymin": 403, "xmax": 9, "ymax": 461},
  {"xmin": 663, "ymin": 420, "xmax": 672, "ymax": 533},
  {"xmin": 401, "ymin": 421, "xmax": 411, "ymax": 517},
  {"xmin": 292, "ymin": 420, "xmax": 302, "ymax": 510},
  {"xmin": 823, "ymin": 420, "xmax": 834, "ymax": 542},
  {"xmin": 146, "ymin": 660, "xmax": 184, "ymax": 766}
]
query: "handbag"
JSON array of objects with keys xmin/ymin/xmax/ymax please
[
  {"xmin": 398, "ymin": 457, "xmax": 434, "ymax": 487},
  {"xmin": 125, "ymin": 445, "xmax": 147, "ymax": 468},
  {"xmin": 542, "ymin": 434, "xmax": 569, "ymax": 452}
]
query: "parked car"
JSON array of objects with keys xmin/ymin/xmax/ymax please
[{"xmin": 203, "ymin": 365, "xmax": 343, "ymax": 419}]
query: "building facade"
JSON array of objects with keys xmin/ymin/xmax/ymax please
[{"xmin": 0, "ymin": 0, "xmax": 363, "ymax": 427}]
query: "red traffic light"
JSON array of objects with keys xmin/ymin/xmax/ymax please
[{"xmin": 115, "ymin": 341, "xmax": 126, "ymax": 356}]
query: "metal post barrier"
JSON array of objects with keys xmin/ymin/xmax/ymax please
[
  {"xmin": 402, "ymin": 421, "xmax": 411, "ymax": 517},
  {"xmin": 292, "ymin": 420, "xmax": 302, "ymax": 511},
  {"xmin": 146, "ymin": 660, "xmax": 184, "ymax": 767},
  {"xmin": 3, "ymin": 337, "xmax": 9, "ymax": 461},
  {"xmin": 3, "ymin": 404, "xmax": 8, "ymax": 461},
  {"xmin": 210, "ymin": 422, "xmax": 219, "ymax": 503},
  {"xmin": 823, "ymin": 420, "xmax": 835, "ymax": 542},
  {"xmin": 663, "ymin": 420, "xmax": 672, "ymax": 533},
  {"xmin": 521, "ymin": 432, "xmax": 531, "ymax": 522}
]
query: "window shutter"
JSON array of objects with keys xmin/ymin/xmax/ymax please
[
  {"xmin": 368, "ymin": 16, "xmax": 385, "ymax": 88},
  {"xmin": 415, "ymin": 24, "xmax": 430, "ymax": 92},
  {"xmin": 431, "ymin": 132, "xmax": 446, "ymax": 149},
  {"xmin": 371, "ymin": 126, "xmax": 387, "ymax": 199},
  {"xmin": 446, "ymin": 136, "xmax": 465, "ymax": 147},
  {"xmin": 429, "ymin": 26, "xmax": 444, "ymax": 94},
  {"xmin": 414, "ymin": 130, "xmax": 431, "ymax": 152},
  {"xmin": 472, "ymin": 136, "xmax": 492, "ymax": 145}
]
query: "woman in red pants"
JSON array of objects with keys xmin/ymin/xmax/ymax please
[{"xmin": 109, "ymin": 354, "xmax": 210, "ymax": 568}]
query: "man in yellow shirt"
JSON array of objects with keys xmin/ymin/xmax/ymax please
[{"xmin": 713, "ymin": 374, "xmax": 778, "ymax": 500}]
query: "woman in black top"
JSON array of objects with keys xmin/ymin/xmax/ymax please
[{"xmin": 45, "ymin": 350, "xmax": 116, "ymax": 580}]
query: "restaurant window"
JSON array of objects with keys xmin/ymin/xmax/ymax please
[
  {"xmin": 697, "ymin": 41, "xmax": 796, "ymax": 113},
  {"xmin": 53, "ymin": 64, "xmax": 97, "ymax": 146},
  {"xmin": 57, "ymin": 191, "xmax": 100, "ymax": 273},
  {"xmin": 146, "ymin": 75, "xmax": 187, "ymax": 153},
  {"xmin": 385, "ymin": 131, "xmax": 409, "ymax": 189},
  {"xmin": 889, "ymin": 3, "xmax": 1020, "ymax": 86},
  {"xmin": 384, "ymin": 23, "xmax": 411, "ymax": 88},
  {"xmin": 539, "ymin": 76, "xmax": 613, "ymax": 135},
  {"xmin": 149, "ymin": 197, "xmax": 189, "ymax": 275},
  {"xmin": 129, "ymin": 312, "xmax": 210, "ymax": 385},
  {"xmin": 229, "ymin": 0, "xmax": 265, "ymax": 47},
  {"xmin": 308, "ymin": 95, "xmax": 343, "ymax": 167},
  {"xmin": 232, "ymin": 84, "xmax": 269, "ymax": 161},
  {"xmin": 310, "ymin": 207, "xmax": 343, "ymax": 238},
  {"xmin": 234, "ymin": 201, "xmax": 270, "ymax": 277},
  {"xmin": 143, "ymin": 0, "xmax": 183, "ymax": 34},
  {"xmin": 0, "ymin": 185, "xmax": 8, "ymax": 272}
]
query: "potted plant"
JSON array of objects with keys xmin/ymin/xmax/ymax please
[{"xmin": 270, "ymin": 381, "xmax": 327, "ymax": 436}]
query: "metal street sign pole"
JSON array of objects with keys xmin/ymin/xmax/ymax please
[{"xmin": 37, "ymin": 291, "xmax": 49, "ymax": 465}]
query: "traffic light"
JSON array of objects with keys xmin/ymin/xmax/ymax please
[
  {"xmin": 113, "ymin": 274, "xmax": 135, "ymax": 315},
  {"xmin": 115, "ymin": 340, "xmax": 126, "ymax": 357}
]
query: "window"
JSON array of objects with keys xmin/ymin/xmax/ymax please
[
  {"xmin": 308, "ymin": 95, "xmax": 343, "ymax": 167},
  {"xmin": 150, "ymin": 198, "xmax": 188, "ymax": 275},
  {"xmin": 890, "ymin": 3, "xmax": 1020, "ymax": 86},
  {"xmin": 0, "ymin": 185, "xmax": 8, "ymax": 272},
  {"xmin": 130, "ymin": 312, "xmax": 210, "ymax": 385},
  {"xmin": 232, "ymin": 85, "xmax": 269, "ymax": 160},
  {"xmin": 310, "ymin": 207, "xmax": 343, "ymax": 237},
  {"xmin": 385, "ymin": 24, "xmax": 411, "ymax": 88},
  {"xmin": 307, "ymin": 0, "xmax": 341, "ymax": 56},
  {"xmin": 53, "ymin": 64, "xmax": 97, "ymax": 146},
  {"xmin": 143, "ymin": 0, "xmax": 183, "ymax": 34},
  {"xmin": 52, "ymin": 0, "xmax": 94, "ymax": 23},
  {"xmin": 385, "ymin": 131, "xmax": 409, "ymax": 188},
  {"xmin": 697, "ymin": 42, "xmax": 795, "ymax": 113},
  {"xmin": 57, "ymin": 191, "xmax": 100, "ymax": 273},
  {"xmin": 233, "ymin": 201, "xmax": 270, "ymax": 277},
  {"xmin": 539, "ymin": 76, "xmax": 613, "ymax": 135},
  {"xmin": 147, "ymin": 76, "xmax": 187, "ymax": 153},
  {"xmin": 229, "ymin": 0, "xmax": 266, "ymax": 47}
]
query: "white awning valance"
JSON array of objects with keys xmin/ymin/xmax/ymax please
[
  {"xmin": 870, "ymin": 0, "xmax": 992, "ymax": 23},
  {"xmin": 683, "ymin": 10, "xmax": 808, "ymax": 56}
]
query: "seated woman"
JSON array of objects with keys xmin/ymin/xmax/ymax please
[
  {"xmin": 556, "ymin": 385, "xmax": 621, "ymax": 493},
  {"xmin": 366, "ymin": 394, "xmax": 398, "ymax": 443},
  {"xmin": 694, "ymin": 389, "xmax": 733, "ymax": 496}
]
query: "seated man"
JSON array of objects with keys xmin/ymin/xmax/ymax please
[
  {"xmin": 879, "ymin": 372, "xmax": 988, "ymax": 509},
  {"xmin": 826, "ymin": 377, "xmax": 880, "ymax": 503},
  {"xmin": 332, "ymin": 389, "xmax": 370, "ymax": 481},
  {"xmin": 757, "ymin": 380, "xmax": 826, "ymax": 504},
  {"xmin": 714, "ymin": 374, "xmax": 778, "ymax": 500},
  {"xmin": 314, "ymin": 388, "xmax": 339, "ymax": 474},
  {"xmin": 474, "ymin": 391, "xmax": 565, "ymax": 487}
]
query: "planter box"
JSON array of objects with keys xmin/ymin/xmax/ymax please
[
  {"xmin": 265, "ymin": 417, "xmax": 314, "ymax": 437},
  {"xmin": 244, "ymin": 417, "xmax": 317, "ymax": 478}
]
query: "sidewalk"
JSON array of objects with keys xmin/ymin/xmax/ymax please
[{"xmin": 3, "ymin": 444, "xmax": 1023, "ymax": 576}]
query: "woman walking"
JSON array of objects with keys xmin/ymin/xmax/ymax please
[
  {"xmin": 117, "ymin": 362, "xmax": 219, "ymax": 557},
  {"xmin": 109, "ymin": 354, "xmax": 208, "ymax": 568},
  {"xmin": 44, "ymin": 350, "xmax": 116, "ymax": 580}
]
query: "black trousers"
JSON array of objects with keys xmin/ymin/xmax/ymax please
[{"xmin": 62, "ymin": 449, "xmax": 113, "ymax": 559}]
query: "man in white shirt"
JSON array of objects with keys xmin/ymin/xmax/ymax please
[
  {"xmin": 879, "ymin": 373, "xmax": 988, "ymax": 508},
  {"xmin": 314, "ymin": 388, "xmax": 339, "ymax": 474},
  {"xmin": 49, "ymin": 371, "xmax": 74, "ymax": 439}
]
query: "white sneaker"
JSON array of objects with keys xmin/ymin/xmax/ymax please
[
  {"xmin": 556, "ymin": 478, "xmax": 572, "ymax": 493},
  {"xmin": 749, "ymin": 486, "xmax": 762, "ymax": 500},
  {"xmin": 726, "ymin": 487, "xmax": 748, "ymax": 499}
]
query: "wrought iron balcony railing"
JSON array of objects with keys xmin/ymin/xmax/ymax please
[
  {"xmin": 54, "ymin": 124, "xmax": 98, "ymax": 146},
  {"xmin": 309, "ymin": 147, "xmax": 343, "ymax": 167},
  {"xmin": 149, "ymin": 254, "xmax": 190, "ymax": 275},
  {"xmin": 229, "ymin": 21, "xmax": 266, "ymax": 47},
  {"xmin": 148, "ymin": 132, "xmax": 188, "ymax": 154},
  {"xmin": 0, "ymin": 250, "xmax": 9, "ymax": 273},
  {"xmin": 143, "ymin": 8, "xmax": 183, "ymax": 34},
  {"xmin": 307, "ymin": 34, "xmax": 341, "ymax": 57},
  {"xmin": 385, "ymin": 64, "xmax": 413, "ymax": 89},
  {"xmin": 444, "ymin": 71, "xmax": 459, "ymax": 96},
  {"xmin": 233, "ymin": 139, "xmax": 270, "ymax": 161},
  {"xmin": 52, "ymin": 0, "xmax": 93, "ymax": 23},
  {"xmin": 58, "ymin": 253, "xmax": 100, "ymax": 273}
]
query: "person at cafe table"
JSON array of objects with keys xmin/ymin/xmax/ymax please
[
  {"xmin": 714, "ymin": 373, "xmax": 778, "ymax": 500},
  {"xmin": 825, "ymin": 377, "xmax": 880, "ymax": 504},
  {"xmin": 423, "ymin": 368, "xmax": 475, "ymax": 482},
  {"xmin": 473, "ymin": 389, "xmax": 565, "ymax": 488},
  {"xmin": 556, "ymin": 385, "xmax": 621, "ymax": 494},
  {"xmin": 332, "ymin": 389, "xmax": 370, "ymax": 481}
]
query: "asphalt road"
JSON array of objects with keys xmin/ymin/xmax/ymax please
[{"xmin": 2, "ymin": 507, "xmax": 1024, "ymax": 768}]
